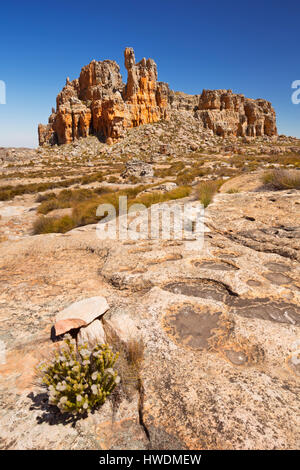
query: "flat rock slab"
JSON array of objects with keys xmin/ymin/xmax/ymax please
[{"xmin": 55, "ymin": 296, "xmax": 109, "ymax": 335}]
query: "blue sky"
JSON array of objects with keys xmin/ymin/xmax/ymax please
[{"xmin": 0, "ymin": 0, "xmax": 299, "ymax": 147}]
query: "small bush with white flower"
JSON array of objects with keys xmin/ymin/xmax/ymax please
[{"xmin": 37, "ymin": 335, "xmax": 120, "ymax": 415}]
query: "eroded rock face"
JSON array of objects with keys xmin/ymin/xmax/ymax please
[
  {"xmin": 196, "ymin": 89, "xmax": 277, "ymax": 137},
  {"xmin": 38, "ymin": 50, "xmax": 277, "ymax": 146},
  {"xmin": 39, "ymin": 48, "xmax": 169, "ymax": 145}
]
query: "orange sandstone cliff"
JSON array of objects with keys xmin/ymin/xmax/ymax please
[{"xmin": 38, "ymin": 48, "xmax": 277, "ymax": 145}]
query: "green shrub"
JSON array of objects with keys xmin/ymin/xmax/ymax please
[{"xmin": 37, "ymin": 335, "xmax": 120, "ymax": 415}]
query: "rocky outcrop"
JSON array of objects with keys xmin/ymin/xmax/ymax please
[
  {"xmin": 38, "ymin": 49, "xmax": 277, "ymax": 146},
  {"xmin": 39, "ymin": 48, "xmax": 169, "ymax": 146},
  {"xmin": 121, "ymin": 159, "xmax": 154, "ymax": 180},
  {"xmin": 196, "ymin": 89, "xmax": 277, "ymax": 137}
]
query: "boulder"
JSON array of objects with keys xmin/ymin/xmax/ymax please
[
  {"xmin": 121, "ymin": 159, "xmax": 153, "ymax": 179},
  {"xmin": 77, "ymin": 319, "xmax": 106, "ymax": 346},
  {"xmin": 103, "ymin": 310, "xmax": 139, "ymax": 344},
  {"xmin": 54, "ymin": 296, "xmax": 109, "ymax": 336}
]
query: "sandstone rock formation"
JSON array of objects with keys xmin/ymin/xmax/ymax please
[
  {"xmin": 39, "ymin": 48, "xmax": 169, "ymax": 146},
  {"xmin": 196, "ymin": 89, "xmax": 277, "ymax": 137},
  {"xmin": 38, "ymin": 49, "xmax": 277, "ymax": 146}
]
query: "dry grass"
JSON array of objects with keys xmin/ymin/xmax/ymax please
[
  {"xmin": 32, "ymin": 215, "xmax": 76, "ymax": 234},
  {"xmin": 126, "ymin": 337, "xmax": 145, "ymax": 369},
  {"xmin": 37, "ymin": 187, "xmax": 111, "ymax": 215},
  {"xmin": 0, "ymin": 171, "xmax": 104, "ymax": 201},
  {"xmin": 229, "ymin": 153, "xmax": 300, "ymax": 169},
  {"xmin": 262, "ymin": 169, "xmax": 300, "ymax": 190},
  {"xmin": 33, "ymin": 185, "xmax": 191, "ymax": 234},
  {"xmin": 104, "ymin": 327, "xmax": 145, "ymax": 395},
  {"xmin": 133, "ymin": 185, "xmax": 191, "ymax": 208},
  {"xmin": 195, "ymin": 179, "xmax": 224, "ymax": 207},
  {"xmin": 175, "ymin": 167, "xmax": 208, "ymax": 185},
  {"xmin": 154, "ymin": 161, "xmax": 185, "ymax": 178},
  {"xmin": 226, "ymin": 188, "xmax": 240, "ymax": 194}
]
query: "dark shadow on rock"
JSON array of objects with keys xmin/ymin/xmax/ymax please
[
  {"xmin": 50, "ymin": 326, "xmax": 62, "ymax": 343},
  {"xmin": 50, "ymin": 326, "xmax": 78, "ymax": 343},
  {"xmin": 27, "ymin": 391, "xmax": 87, "ymax": 427}
]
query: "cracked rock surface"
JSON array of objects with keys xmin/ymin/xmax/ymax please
[{"xmin": 0, "ymin": 181, "xmax": 299, "ymax": 449}]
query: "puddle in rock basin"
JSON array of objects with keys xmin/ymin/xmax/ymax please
[
  {"xmin": 247, "ymin": 280, "xmax": 262, "ymax": 287},
  {"xmin": 264, "ymin": 262, "xmax": 289, "ymax": 273},
  {"xmin": 228, "ymin": 297, "xmax": 300, "ymax": 325},
  {"xmin": 163, "ymin": 279, "xmax": 235, "ymax": 303},
  {"xmin": 194, "ymin": 260, "xmax": 238, "ymax": 271},
  {"xmin": 162, "ymin": 279, "xmax": 300, "ymax": 326},
  {"xmin": 163, "ymin": 304, "xmax": 222, "ymax": 350},
  {"xmin": 262, "ymin": 272, "xmax": 293, "ymax": 285}
]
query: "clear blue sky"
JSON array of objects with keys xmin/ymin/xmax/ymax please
[{"xmin": 0, "ymin": 0, "xmax": 299, "ymax": 147}]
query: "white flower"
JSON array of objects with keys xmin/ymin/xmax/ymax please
[
  {"xmin": 56, "ymin": 382, "xmax": 67, "ymax": 391},
  {"xmin": 91, "ymin": 385, "xmax": 98, "ymax": 395},
  {"xmin": 105, "ymin": 368, "xmax": 114, "ymax": 375},
  {"xmin": 91, "ymin": 372, "xmax": 98, "ymax": 381},
  {"xmin": 76, "ymin": 394, "xmax": 83, "ymax": 402},
  {"xmin": 80, "ymin": 348, "xmax": 90, "ymax": 357},
  {"xmin": 115, "ymin": 376, "xmax": 120, "ymax": 384},
  {"xmin": 59, "ymin": 396, "xmax": 68, "ymax": 405},
  {"xmin": 83, "ymin": 402, "xmax": 88, "ymax": 410}
]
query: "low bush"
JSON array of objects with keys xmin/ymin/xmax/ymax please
[
  {"xmin": 36, "ymin": 335, "xmax": 120, "ymax": 415},
  {"xmin": 262, "ymin": 169, "xmax": 300, "ymax": 190},
  {"xmin": 33, "ymin": 215, "xmax": 76, "ymax": 234}
]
